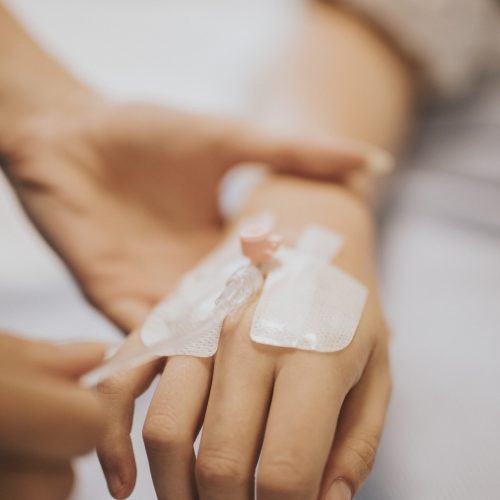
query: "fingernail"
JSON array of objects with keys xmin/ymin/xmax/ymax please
[
  {"xmin": 108, "ymin": 472, "xmax": 124, "ymax": 498},
  {"xmin": 365, "ymin": 148, "xmax": 395, "ymax": 176},
  {"xmin": 326, "ymin": 479, "xmax": 352, "ymax": 500}
]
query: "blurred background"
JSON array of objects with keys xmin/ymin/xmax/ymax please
[{"xmin": 0, "ymin": 1, "xmax": 499, "ymax": 499}]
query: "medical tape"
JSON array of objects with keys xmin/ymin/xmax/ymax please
[
  {"xmin": 140, "ymin": 213, "xmax": 273, "ymax": 356},
  {"xmin": 250, "ymin": 245, "xmax": 367, "ymax": 352},
  {"xmin": 141, "ymin": 216, "xmax": 367, "ymax": 356}
]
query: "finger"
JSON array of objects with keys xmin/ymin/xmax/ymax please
[
  {"xmin": 96, "ymin": 330, "xmax": 162, "ymax": 499},
  {"xmin": 0, "ymin": 333, "xmax": 107, "ymax": 379},
  {"xmin": 257, "ymin": 351, "xmax": 358, "ymax": 500},
  {"xmin": 143, "ymin": 355, "xmax": 213, "ymax": 500},
  {"xmin": 102, "ymin": 297, "xmax": 152, "ymax": 332},
  {"xmin": 30, "ymin": 342, "xmax": 108, "ymax": 379},
  {"xmin": 234, "ymin": 127, "xmax": 394, "ymax": 180},
  {"xmin": 0, "ymin": 371, "xmax": 104, "ymax": 461},
  {"xmin": 319, "ymin": 345, "xmax": 391, "ymax": 500},
  {"xmin": 196, "ymin": 304, "xmax": 276, "ymax": 500},
  {"xmin": 0, "ymin": 459, "xmax": 74, "ymax": 500}
]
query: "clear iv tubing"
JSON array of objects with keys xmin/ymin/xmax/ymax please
[{"xmin": 80, "ymin": 264, "xmax": 263, "ymax": 388}]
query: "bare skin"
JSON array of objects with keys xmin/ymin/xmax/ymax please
[
  {"xmin": 95, "ymin": 3, "xmax": 415, "ymax": 500},
  {"xmin": 0, "ymin": 333, "xmax": 106, "ymax": 500},
  {"xmin": 3, "ymin": 101, "xmax": 370, "ymax": 331},
  {"xmin": 0, "ymin": 3, "xmax": 384, "ymax": 500},
  {"xmin": 100, "ymin": 178, "xmax": 391, "ymax": 500}
]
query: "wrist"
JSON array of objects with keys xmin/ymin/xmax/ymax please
[{"xmin": 242, "ymin": 175, "xmax": 377, "ymax": 282}]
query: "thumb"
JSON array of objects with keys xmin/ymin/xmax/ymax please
[{"xmin": 232, "ymin": 126, "xmax": 394, "ymax": 180}]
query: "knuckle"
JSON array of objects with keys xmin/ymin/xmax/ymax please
[
  {"xmin": 343, "ymin": 432, "xmax": 379, "ymax": 478},
  {"xmin": 97, "ymin": 374, "xmax": 133, "ymax": 403},
  {"xmin": 257, "ymin": 454, "xmax": 317, "ymax": 498},
  {"xmin": 142, "ymin": 412, "xmax": 191, "ymax": 454},
  {"xmin": 196, "ymin": 448, "xmax": 251, "ymax": 488}
]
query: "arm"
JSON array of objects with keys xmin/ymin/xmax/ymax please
[
  {"xmin": 227, "ymin": 4, "xmax": 415, "ymax": 496},
  {"xmin": 0, "ymin": 2, "xmax": 414, "ymax": 498},
  {"xmin": 0, "ymin": 2, "xmax": 98, "ymax": 142},
  {"xmin": 96, "ymin": 5, "xmax": 416, "ymax": 500},
  {"xmin": 207, "ymin": 5, "xmax": 414, "ymax": 497},
  {"xmin": 254, "ymin": 0, "xmax": 415, "ymax": 153},
  {"xmin": 0, "ymin": 2, "xmax": 372, "ymax": 334}
]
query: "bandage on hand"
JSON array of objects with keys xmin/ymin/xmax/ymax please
[{"xmin": 140, "ymin": 215, "xmax": 367, "ymax": 356}]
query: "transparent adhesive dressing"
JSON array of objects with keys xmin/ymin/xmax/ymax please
[
  {"xmin": 81, "ymin": 217, "xmax": 368, "ymax": 386},
  {"xmin": 81, "ymin": 263, "xmax": 263, "ymax": 388}
]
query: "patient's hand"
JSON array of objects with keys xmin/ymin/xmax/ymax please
[
  {"xmin": 0, "ymin": 333, "xmax": 106, "ymax": 500},
  {"xmin": 95, "ymin": 177, "xmax": 391, "ymax": 500},
  {"xmin": 2, "ymin": 101, "xmax": 368, "ymax": 332}
]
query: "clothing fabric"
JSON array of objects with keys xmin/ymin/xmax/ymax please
[{"xmin": 337, "ymin": 0, "xmax": 500, "ymax": 99}]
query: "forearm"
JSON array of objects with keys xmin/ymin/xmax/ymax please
[
  {"xmin": 243, "ymin": 2, "xmax": 417, "ymax": 236},
  {"xmin": 254, "ymin": 0, "xmax": 415, "ymax": 155},
  {"xmin": 0, "ymin": 3, "xmax": 97, "ymax": 149}
]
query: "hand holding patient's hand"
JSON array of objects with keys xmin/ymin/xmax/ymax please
[
  {"xmin": 0, "ymin": 333, "xmax": 106, "ymax": 500},
  {"xmin": 2, "ymin": 101, "xmax": 368, "ymax": 332}
]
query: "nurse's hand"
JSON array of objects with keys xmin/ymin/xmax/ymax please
[
  {"xmin": 0, "ymin": 333, "xmax": 106, "ymax": 500},
  {"xmin": 2, "ymin": 100, "xmax": 370, "ymax": 333}
]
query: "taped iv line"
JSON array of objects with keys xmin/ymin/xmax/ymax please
[{"xmin": 80, "ymin": 227, "xmax": 279, "ymax": 388}]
